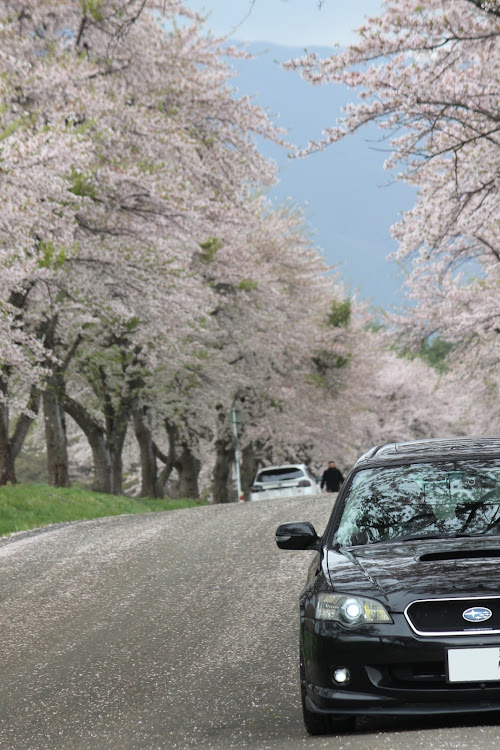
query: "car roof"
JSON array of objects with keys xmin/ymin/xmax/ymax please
[{"xmin": 354, "ymin": 436, "xmax": 500, "ymax": 468}]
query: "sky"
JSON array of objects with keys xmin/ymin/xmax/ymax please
[
  {"xmin": 182, "ymin": 1, "xmax": 413, "ymax": 310},
  {"xmin": 184, "ymin": 0, "xmax": 383, "ymax": 47}
]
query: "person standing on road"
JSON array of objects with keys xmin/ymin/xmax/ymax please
[{"xmin": 320, "ymin": 461, "xmax": 344, "ymax": 493}]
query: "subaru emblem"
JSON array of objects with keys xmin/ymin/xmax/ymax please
[{"xmin": 462, "ymin": 606, "xmax": 493, "ymax": 623}]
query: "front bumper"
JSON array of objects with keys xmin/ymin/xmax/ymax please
[
  {"xmin": 250, "ymin": 486, "xmax": 319, "ymax": 501},
  {"xmin": 302, "ymin": 614, "xmax": 500, "ymax": 717}
]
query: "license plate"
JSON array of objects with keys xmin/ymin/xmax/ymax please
[{"xmin": 447, "ymin": 647, "xmax": 500, "ymax": 682}]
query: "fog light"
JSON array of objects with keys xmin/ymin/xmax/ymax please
[{"xmin": 332, "ymin": 667, "xmax": 350, "ymax": 685}]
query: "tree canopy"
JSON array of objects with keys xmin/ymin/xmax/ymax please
[{"xmin": 1, "ymin": 0, "xmax": 492, "ymax": 499}]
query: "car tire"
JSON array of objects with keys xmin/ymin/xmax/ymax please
[{"xmin": 300, "ymin": 643, "xmax": 355, "ymax": 735}]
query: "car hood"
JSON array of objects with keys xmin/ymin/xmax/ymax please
[{"xmin": 326, "ymin": 537, "xmax": 500, "ymax": 612}]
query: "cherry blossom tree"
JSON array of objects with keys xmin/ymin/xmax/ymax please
[
  {"xmin": 156, "ymin": 197, "xmax": 380, "ymax": 501},
  {"xmin": 5, "ymin": 0, "xmax": 471, "ymax": 497},
  {"xmin": 113, "ymin": 189, "xmax": 368, "ymax": 501},
  {"xmin": 0, "ymin": 0, "xmax": 286, "ymax": 489},
  {"xmin": 356, "ymin": 348, "xmax": 465, "ymax": 449},
  {"xmin": 285, "ymin": 0, "xmax": 499, "ymax": 362}
]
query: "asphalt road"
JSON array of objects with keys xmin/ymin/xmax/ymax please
[{"xmin": 2, "ymin": 495, "xmax": 500, "ymax": 749}]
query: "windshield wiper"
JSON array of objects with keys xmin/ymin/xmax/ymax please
[
  {"xmin": 344, "ymin": 531, "xmax": 498, "ymax": 548},
  {"xmin": 388, "ymin": 532, "xmax": 480, "ymax": 543}
]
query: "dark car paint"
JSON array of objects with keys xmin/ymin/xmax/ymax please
[
  {"xmin": 325, "ymin": 539, "xmax": 500, "ymax": 609},
  {"xmin": 279, "ymin": 437, "xmax": 500, "ymax": 725}
]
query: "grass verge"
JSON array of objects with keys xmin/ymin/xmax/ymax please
[{"xmin": 0, "ymin": 483, "xmax": 205, "ymax": 537}]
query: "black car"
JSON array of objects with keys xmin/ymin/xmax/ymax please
[{"xmin": 276, "ymin": 437, "xmax": 500, "ymax": 735}]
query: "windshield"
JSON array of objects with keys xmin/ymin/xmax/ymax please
[
  {"xmin": 256, "ymin": 467, "xmax": 304, "ymax": 483},
  {"xmin": 336, "ymin": 460, "xmax": 500, "ymax": 546}
]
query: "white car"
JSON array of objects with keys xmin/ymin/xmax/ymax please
[{"xmin": 249, "ymin": 463, "xmax": 321, "ymax": 501}]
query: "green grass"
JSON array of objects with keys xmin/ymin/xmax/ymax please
[{"xmin": 0, "ymin": 484, "xmax": 205, "ymax": 537}]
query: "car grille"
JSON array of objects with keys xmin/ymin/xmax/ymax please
[
  {"xmin": 366, "ymin": 662, "xmax": 447, "ymax": 689},
  {"xmin": 388, "ymin": 662, "xmax": 446, "ymax": 685},
  {"xmin": 368, "ymin": 662, "xmax": 500, "ymax": 690},
  {"xmin": 405, "ymin": 596, "xmax": 500, "ymax": 636}
]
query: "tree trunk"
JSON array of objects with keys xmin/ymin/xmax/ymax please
[
  {"xmin": 212, "ymin": 436, "xmax": 234, "ymax": 504},
  {"xmin": 111, "ymin": 428, "xmax": 127, "ymax": 497},
  {"xmin": 0, "ymin": 287, "xmax": 44, "ymax": 485},
  {"xmin": 133, "ymin": 407, "xmax": 162, "ymax": 498},
  {"xmin": 92, "ymin": 439, "xmax": 114, "ymax": 494},
  {"xmin": 0, "ymin": 408, "xmax": 16, "ymax": 484},
  {"xmin": 64, "ymin": 379, "xmax": 134, "ymax": 496},
  {"xmin": 0, "ymin": 384, "xmax": 41, "ymax": 486},
  {"xmin": 240, "ymin": 442, "xmax": 260, "ymax": 501},
  {"xmin": 40, "ymin": 319, "xmax": 79, "ymax": 488},
  {"xmin": 175, "ymin": 444, "xmax": 201, "ymax": 499},
  {"xmin": 156, "ymin": 419, "xmax": 178, "ymax": 495},
  {"xmin": 43, "ymin": 383, "xmax": 70, "ymax": 488},
  {"xmin": 63, "ymin": 394, "xmax": 114, "ymax": 493},
  {"xmin": 103, "ymin": 401, "xmax": 126, "ymax": 497}
]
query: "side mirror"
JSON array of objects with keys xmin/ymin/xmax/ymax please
[{"xmin": 275, "ymin": 521, "xmax": 320, "ymax": 551}]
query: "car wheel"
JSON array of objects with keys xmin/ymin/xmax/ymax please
[{"xmin": 300, "ymin": 643, "xmax": 355, "ymax": 735}]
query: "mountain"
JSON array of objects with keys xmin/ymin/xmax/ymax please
[{"xmin": 230, "ymin": 42, "xmax": 415, "ymax": 311}]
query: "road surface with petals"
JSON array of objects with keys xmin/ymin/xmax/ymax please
[{"xmin": 1, "ymin": 495, "xmax": 500, "ymax": 749}]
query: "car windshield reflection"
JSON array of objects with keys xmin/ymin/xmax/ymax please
[{"xmin": 336, "ymin": 460, "xmax": 500, "ymax": 546}]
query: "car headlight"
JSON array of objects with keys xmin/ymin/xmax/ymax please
[{"xmin": 315, "ymin": 593, "xmax": 393, "ymax": 625}]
